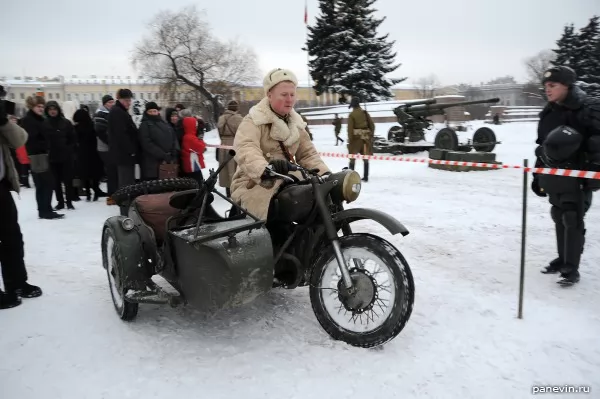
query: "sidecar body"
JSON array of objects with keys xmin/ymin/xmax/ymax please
[{"xmin": 101, "ymin": 189, "xmax": 274, "ymax": 319}]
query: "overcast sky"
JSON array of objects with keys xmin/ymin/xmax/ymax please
[{"xmin": 1, "ymin": 0, "xmax": 598, "ymax": 86}]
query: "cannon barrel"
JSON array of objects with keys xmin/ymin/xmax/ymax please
[
  {"xmin": 407, "ymin": 97, "xmax": 500, "ymax": 114},
  {"xmin": 399, "ymin": 98, "xmax": 437, "ymax": 107}
]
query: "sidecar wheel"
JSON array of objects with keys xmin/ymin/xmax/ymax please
[
  {"xmin": 102, "ymin": 226, "xmax": 139, "ymax": 321},
  {"xmin": 309, "ymin": 233, "xmax": 414, "ymax": 348}
]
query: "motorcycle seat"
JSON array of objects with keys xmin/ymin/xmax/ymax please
[{"xmin": 134, "ymin": 192, "xmax": 180, "ymax": 242}]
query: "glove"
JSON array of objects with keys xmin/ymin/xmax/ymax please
[
  {"xmin": 268, "ymin": 159, "xmax": 290, "ymax": 175},
  {"xmin": 531, "ymin": 177, "xmax": 546, "ymax": 197}
]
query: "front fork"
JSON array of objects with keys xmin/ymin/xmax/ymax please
[{"xmin": 311, "ymin": 177, "xmax": 354, "ymax": 290}]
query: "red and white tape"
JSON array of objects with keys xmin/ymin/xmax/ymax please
[{"xmin": 206, "ymin": 143, "xmax": 600, "ymax": 180}]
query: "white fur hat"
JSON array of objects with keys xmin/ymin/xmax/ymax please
[{"xmin": 263, "ymin": 68, "xmax": 298, "ymax": 95}]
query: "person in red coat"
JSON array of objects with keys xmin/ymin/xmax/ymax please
[
  {"xmin": 15, "ymin": 145, "xmax": 31, "ymax": 188},
  {"xmin": 180, "ymin": 116, "xmax": 206, "ymax": 185}
]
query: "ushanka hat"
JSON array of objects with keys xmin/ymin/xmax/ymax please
[
  {"xmin": 542, "ymin": 66, "xmax": 576, "ymax": 86},
  {"xmin": 263, "ymin": 68, "xmax": 298, "ymax": 95}
]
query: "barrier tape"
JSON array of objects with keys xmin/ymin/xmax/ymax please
[{"xmin": 206, "ymin": 143, "xmax": 600, "ymax": 180}]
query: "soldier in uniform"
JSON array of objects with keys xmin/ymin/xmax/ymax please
[
  {"xmin": 532, "ymin": 65, "xmax": 600, "ymax": 285},
  {"xmin": 332, "ymin": 113, "xmax": 344, "ymax": 146},
  {"xmin": 347, "ymin": 97, "xmax": 374, "ymax": 182}
]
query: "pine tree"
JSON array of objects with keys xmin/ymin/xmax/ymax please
[
  {"xmin": 305, "ymin": 0, "xmax": 405, "ymax": 102},
  {"xmin": 552, "ymin": 23, "xmax": 578, "ymax": 68},
  {"xmin": 305, "ymin": 0, "xmax": 341, "ymax": 97},
  {"xmin": 574, "ymin": 16, "xmax": 600, "ymax": 97},
  {"xmin": 331, "ymin": 0, "xmax": 405, "ymax": 101}
]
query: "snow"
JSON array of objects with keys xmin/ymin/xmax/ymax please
[{"xmin": 2, "ymin": 121, "xmax": 600, "ymax": 398}]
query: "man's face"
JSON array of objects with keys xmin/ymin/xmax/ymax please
[
  {"xmin": 147, "ymin": 109, "xmax": 159, "ymax": 116},
  {"xmin": 47, "ymin": 107, "xmax": 59, "ymax": 117},
  {"xmin": 119, "ymin": 98, "xmax": 132, "ymax": 110},
  {"xmin": 105, "ymin": 100, "xmax": 115, "ymax": 110},
  {"xmin": 33, "ymin": 104, "xmax": 44, "ymax": 116},
  {"xmin": 544, "ymin": 82, "xmax": 569, "ymax": 103}
]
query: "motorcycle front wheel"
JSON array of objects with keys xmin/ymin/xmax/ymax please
[{"xmin": 309, "ymin": 233, "xmax": 414, "ymax": 348}]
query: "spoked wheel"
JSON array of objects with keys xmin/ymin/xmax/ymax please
[
  {"xmin": 102, "ymin": 227, "xmax": 139, "ymax": 321},
  {"xmin": 309, "ymin": 233, "xmax": 414, "ymax": 348}
]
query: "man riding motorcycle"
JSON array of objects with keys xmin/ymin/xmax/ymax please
[{"xmin": 230, "ymin": 68, "xmax": 330, "ymax": 221}]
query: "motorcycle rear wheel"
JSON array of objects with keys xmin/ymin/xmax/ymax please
[{"xmin": 309, "ymin": 233, "xmax": 414, "ymax": 348}]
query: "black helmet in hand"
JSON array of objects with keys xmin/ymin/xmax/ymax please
[{"xmin": 542, "ymin": 125, "xmax": 583, "ymax": 167}]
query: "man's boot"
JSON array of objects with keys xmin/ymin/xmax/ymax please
[
  {"xmin": 349, "ymin": 159, "xmax": 355, "ymax": 170},
  {"xmin": 362, "ymin": 161, "xmax": 369, "ymax": 182}
]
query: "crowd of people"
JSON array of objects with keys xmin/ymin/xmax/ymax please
[{"xmin": 7, "ymin": 89, "xmax": 245, "ymax": 219}]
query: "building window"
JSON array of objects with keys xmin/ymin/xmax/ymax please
[
  {"xmin": 20, "ymin": 93, "xmax": 25, "ymax": 99},
  {"xmin": 91, "ymin": 93, "xmax": 95, "ymax": 101},
  {"xmin": 75, "ymin": 93, "xmax": 79, "ymax": 100},
  {"xmin": 10, "ymin": 93, "xmax": 15, "ymax": 100},
  {"xmin": 140, "ymin": 93, "xmax": 144, "ymax": 100},
  {"xmin": 56, "ymin": 93, "xmax": 60, "ymax": 99},
  {"xmin": 67, "ymin": 93, "xmax": 72, "ymax": 100},
  {"xmin": 48, "ymin": 93, "xmax": 53, "ymax": 99},
  {"xmin": 155, "ymin": 93, "xmax": 158, "ymax": 100}
]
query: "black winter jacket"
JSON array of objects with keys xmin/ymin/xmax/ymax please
[
  {"xmin": 43, "ymin": 101, "xmax": 76, "ymax": 164},
  {"xmin": 20, "ymin": 110, "xmax": 47, "ymax": 155},
  {"xmin": 138, "ymin": 114, "xmax": 180, "ymax": 179},
  {"xmin": 108, "ymin": 100, "xmax": 139, "ymax": 166},
  {"xmin": 536, "ymin": 86, "xmax": 600, "ymax": 192}
]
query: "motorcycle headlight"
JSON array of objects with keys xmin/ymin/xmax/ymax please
[
  {"xmin": 341, "ymin": 170, "xmax": 361, "ymax": 203},
  {"xmin": 121, "ymin": 217, "xmax": 135, "ymax": 231}
]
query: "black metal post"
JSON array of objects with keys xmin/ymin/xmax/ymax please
[{"xmin": 518, "ymin": 159, "xmax": 528, "ymax": 319}]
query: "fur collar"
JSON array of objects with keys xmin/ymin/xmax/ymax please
[{"xmin": 248, "ymin": 97, "xmax": 305, "ymax": 146}]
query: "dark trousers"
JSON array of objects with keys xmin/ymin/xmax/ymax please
[
  {"xmin": 31, "ymin": 170, "xmax": 55, "ymax": 216},
  {"xmin": 19, "ymin": 164, "xmax": 31, "ymax": 187},
  {"xmin": 0, "ymin": 180, "xmax": 28, "ymax": 290},
  {"xmin": 50, "ymin": 161, "xmax": 74, "ymax": 205},
  {"xmin": 99, "ymin": 152, "xmax": 117, "ymax": 196},
  {"xmin": 117, "ymin": 165, "xmax": 136, "ymax": 216},
  {"xmin": 549, "ymin": 189, "xmax": 593, "ymax": 270},
  {"xmin": 117, "ymin": 165, "xmax": 136, "ymax": 189}
]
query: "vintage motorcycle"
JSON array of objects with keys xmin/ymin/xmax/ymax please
[{"xmin": 102, "ymin": 151, "xmax": 415, "ymax": 348}]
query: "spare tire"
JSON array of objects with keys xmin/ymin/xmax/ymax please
[
  {"xmin": 473, "ymin": 127, "xmax": 497, "ymax": 152},
  {"xmin": 112, "ymin": 178, "xmax": 199, "ymax": 207}
]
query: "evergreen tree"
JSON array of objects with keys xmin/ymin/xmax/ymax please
[
  {"xmin": 574, "ymin": 16, "xmax": 600, "ymax": 96},
  {"xmin": 305, "ymin": 0, "xmax": 405, "ymax": 102},
  {"xmin": 331, "ymin": 0, "xmax": 405, "ymax": 101},
  {"xmin": 552, "ymin": 23, "xmax": 578, "ymax": 68},
  {"xmin": 305, "ymin": 0, "xmax": 341, "ymax": 97}
]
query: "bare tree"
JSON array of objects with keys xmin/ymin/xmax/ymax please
[
  {"xmin": 524, "ymin": 49, "xmax": 556, "ymax": 84},
  {"xmin": 131, "ymin": 6, "xmax": 260, "ymax": 121},
  {"xmin": 414, "ymin": 74, "xmax": 440, "ymax": 99}
]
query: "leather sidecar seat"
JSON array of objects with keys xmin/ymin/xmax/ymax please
[{"xmin": 134, "ymin": 192, "xmax": 180, "ymax": 242}]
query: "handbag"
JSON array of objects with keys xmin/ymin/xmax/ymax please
[
  {"xmin": 159, "ymin": 162, "xmax": 179, "ymax": 179},
  {"xmin": 29, "ymin": 154, "xmax": 49, "ymax": 173}
]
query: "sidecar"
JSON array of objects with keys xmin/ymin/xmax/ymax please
[{"xmin": 101, "ymin": 178, "xmax": 274, "ymax": 321}]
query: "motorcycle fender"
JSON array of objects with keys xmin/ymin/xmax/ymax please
[
  {"xmin": 332, "ymin": 208, "xmax": 409, "ymax": 237},
  {"xmin": 103, "ymin": 216, "xmax": 152, "ymax": 286}
]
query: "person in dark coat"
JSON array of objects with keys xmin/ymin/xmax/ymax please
[
  {"xmin": 108, "ymin": 89, "xmax": 139, "ymax": 197},
  {"xmin": 94, "ymin": 95, "xmax": 117, "ymax": 205},
  {"xmin": 0, "ymin": 112, "xmax": 43, "ymax": 309},
  {"xmin": 532, "ymin": 66, "xmax": 600, "ymax": 285},
  {"xmin": 138, "ymin": 101, "xmax": 180, "ymax": 180},
  {"xmin": 73, "ymin": 108, "xmax": 106, "ymax": 201},
  {"xmin": 44, "ymin": 100, "xmax": 77, "ymax": 210},
  {"xmin": 20, "ymin": 96, "xmax": 64, "ymax": 219}
]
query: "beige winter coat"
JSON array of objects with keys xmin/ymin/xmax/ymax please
[
  {"xmin": 0, "ymin": 121, "xmax": 28, "ymax": 193},
  {"xmin": 230, "ymin": 97, "xmax": 330, "ymax": 220},
  {"xmin": 217, "ymin": 109, "xmax": 243, "ymax": 188}
]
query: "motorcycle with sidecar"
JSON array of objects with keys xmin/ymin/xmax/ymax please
[{"xmin": 102, "ymin": 151, "xmax": 415, "ymax": 348}]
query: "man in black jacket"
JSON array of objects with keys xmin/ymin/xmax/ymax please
[
  {"xmin": 94, "ymin": 94, "xmax": 117, "ymax": 205},
  {"xmin": 532, "ymin": 66, "xmax": 600, "ymax": 285},
  {"xmin": 108, "ymin": 89, "xmax": 139, "ymax": 214},
  {"xmin": 0, "ymin": 102, "xmax": 43, "ymax": 309},
  {"xmin": 20, "ymin": 96, "xmax": 64, "ymax": 219}
]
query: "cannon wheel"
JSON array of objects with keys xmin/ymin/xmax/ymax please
[
  {"xmin": 473, "ymin": 127, "xmax": 497, "ymax": 152},
  {"xmin": 434, "ymin": 128, "xmax": 459, "ymax": 151},
  {"xmin": 387, "ymin": 125, "xmax": 404, "ymax": 142}
]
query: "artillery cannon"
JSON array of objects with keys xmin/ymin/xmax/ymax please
[{"xmin": 380, "ymin": 97, "xmax": 501, "ymax": 154}]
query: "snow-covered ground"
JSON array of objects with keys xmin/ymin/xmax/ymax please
[{"xmin": 1, "ymin": 121, "xmax": 599, "ymax": 399}]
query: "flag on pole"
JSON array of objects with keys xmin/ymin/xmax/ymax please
[{"xmin": 304, "ymin": 0, "xmax": 308, "ymax": 24}]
